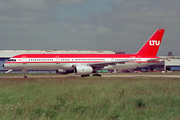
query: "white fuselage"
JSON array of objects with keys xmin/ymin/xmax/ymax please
[{"xmin": 4, "ymin": 57, "xmax": 158, "ymax": 71}]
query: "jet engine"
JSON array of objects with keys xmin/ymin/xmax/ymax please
[{"xmin": 74, "ymin": 66, "xmax": 93, "ymax": 75}]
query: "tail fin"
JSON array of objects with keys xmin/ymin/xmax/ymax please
[{"xmin": 135, "ymin": 29, "xmax": 165, "ymax": 57}]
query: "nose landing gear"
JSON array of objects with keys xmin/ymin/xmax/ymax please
[{"xmin": 22, "ymin": 70, "xmax": 27, "ymax": 78}]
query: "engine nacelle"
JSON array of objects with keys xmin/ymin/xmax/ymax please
[{"xmin": 74, "ymin": 66, "xmax": 93, "ymax": 75}]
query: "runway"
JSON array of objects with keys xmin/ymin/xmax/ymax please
[{"xmin": 1, "ymin": 74, "xmax": 180, "ymax": 78}]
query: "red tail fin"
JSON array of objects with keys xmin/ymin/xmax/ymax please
[{"xmin": 135, "ymin": 29, "xmax": 165, "ymax": 57}]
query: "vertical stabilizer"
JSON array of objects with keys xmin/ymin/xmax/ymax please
[{"xmin": 135, "ymin": 29, "xmax": 165, "ymax": 57}]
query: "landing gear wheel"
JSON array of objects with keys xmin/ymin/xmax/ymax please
[
  {"xmin": 92, "ymin": 74, "xmax": 101, "ymax": 77},
  {"xmin": 81, "ymin": 74, "xmax": 90, "ymax": 77}
]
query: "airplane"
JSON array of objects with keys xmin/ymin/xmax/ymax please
[{"xmin": 3, "ymin": 29, "xmax": 165, "ymax": 78}]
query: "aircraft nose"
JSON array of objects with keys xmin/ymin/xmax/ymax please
[
  {"xmin": 3, "ymin": 63, "xmax": 8, "ymax": 68},
  {"xmin": 3, "ymin": 63, "xmax": 13, "ymax": 69}
]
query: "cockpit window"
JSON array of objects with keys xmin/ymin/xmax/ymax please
[{"xmin": 8, "ymin": 59, "xmax": 16, "ymax": 62}]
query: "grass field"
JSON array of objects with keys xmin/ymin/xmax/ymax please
[{"xmin": 0, "ymin": 76, "xmax": 180, "ymax": 119}]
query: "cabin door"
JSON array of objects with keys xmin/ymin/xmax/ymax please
[
  {"xmin": 56, "ymin": 56, "xmax": 60, "ymax": 64},
  {"xmin": 22, "ymin": 56, "xmax": 27, "ymax": 64}
]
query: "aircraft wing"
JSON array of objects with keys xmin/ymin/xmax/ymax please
[{"xmin": 88, "ymin": 60, "xmax": 134, "ymax": 69}]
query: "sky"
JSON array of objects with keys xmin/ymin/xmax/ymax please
[{"xmin": 0, "ymin": 0, "xmax": 180, "ymax": 56}]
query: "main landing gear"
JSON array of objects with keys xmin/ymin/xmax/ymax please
[
  {"xmin": 81, "ymin": 74, "xmax": 101, "ymax": 77},
  {"xmin": 80, "ymin": 70, "xmax": 102, "ymax": 77},
  {"xmin": 92, "ymin": 74, "xmax": 101, "ymax": 77},
  {"xmin": 81, "ymin": 74, "xmax": 90, "ymax": 77},
  {"xmin": 22, "ymin": 70, "xmax": 27, "ymax": 78},
  {"xmin": 92, "ymin": 70, "xmax": 101, "ymax": 77}
]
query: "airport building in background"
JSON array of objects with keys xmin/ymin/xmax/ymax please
[{"xmin": 0, "ymin": 50, "xmax": 180, "ymax": 73}]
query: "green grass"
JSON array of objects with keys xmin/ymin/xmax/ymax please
[{"xmin": 0, "ymin": 77, "xmax": 180, "ymax": 119}]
